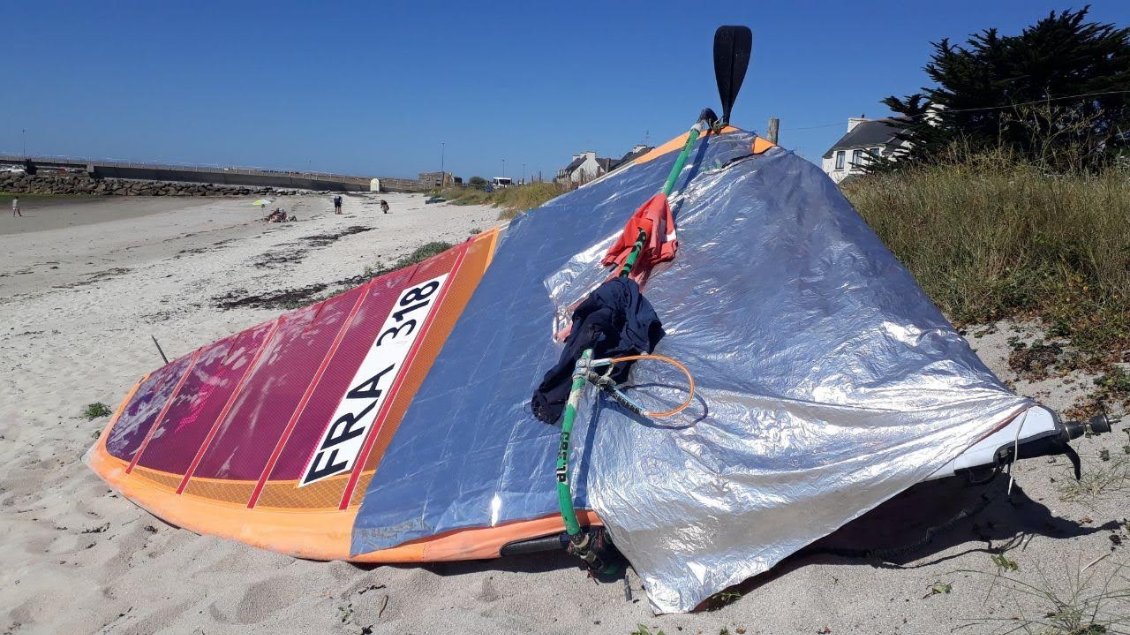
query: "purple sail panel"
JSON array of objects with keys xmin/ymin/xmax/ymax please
[
  {"xmin": 105, "ymin": 354, "xmax": 194, "ymax": 462},
  {"xmin": 134, "ymin": 321, "xmax": 275, "ymax": 475}
]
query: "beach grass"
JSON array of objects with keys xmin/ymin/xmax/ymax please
[
  {"xmin": 842, "ymin": 151, "xmax": 1130, "ymax": 408},
  {"xmin": 437, "ymin": 182, "xmax": 568, "ymax": 220},
  {"xmin": 366, "ymin": 241, "xmax": 454, "ymax": 279},
  {"xmin": 958, "ymin": 562, "xmax": 1130, "ymax": 634},
  {"xmin": 490, "ymin": 182, "xmax": 569, "ymax": 219},
  {"xmin": 1056, "ymin": 452, "xmax": 1130, "ymax": 503}
]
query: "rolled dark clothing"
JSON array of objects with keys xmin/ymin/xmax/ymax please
[{"xmin": 531, "ymin": 277, "xmax": 664, "ymax": 424}]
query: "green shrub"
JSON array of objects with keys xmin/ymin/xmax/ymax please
[
  {"xmin": 84, "ymin": 402, "xmax": 112, "ymax": 420},
  {"xmin": 492, "ymin": 182, "xmax": 567, "ymax": 220},
  {"xmin": 364, "ymin": 241, "xmax": 454, "ymax": 280}
]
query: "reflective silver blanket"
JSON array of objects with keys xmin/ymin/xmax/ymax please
[
  {"xmin": 548, "ymin": 136, "xmax": 1029, "ymax": 612},
  {"xmin": 355, "ymin": 130, "xmax": 1029, "ymax": 613}
]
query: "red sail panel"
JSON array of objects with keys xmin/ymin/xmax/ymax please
[
  {"xmin": 132, "ymin": 323, "xmax": 273, "ymax": 476},
  {"xmin": 105, "ymin": 354, "xmax": 194, "ymax": 463}
]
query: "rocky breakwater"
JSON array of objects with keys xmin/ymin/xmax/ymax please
[{"xmin": 0, "ymin": 172, "xmax": 300, "ymax": 197}]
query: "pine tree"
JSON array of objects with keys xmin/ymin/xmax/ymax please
[{"xmin": 881, "ymin": 7, "xmax": 1130, "ymax": 172}]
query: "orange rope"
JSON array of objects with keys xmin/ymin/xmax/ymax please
[{"xmin": 605, "ymin": 354, "xmax": 696, "ymax": 418}]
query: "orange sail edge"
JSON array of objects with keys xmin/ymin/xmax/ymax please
[
  {"xmin": 629, "ymin": 125, "xmax": 740, "ymax": 167},
  {"xmin": 86, "ymin": 442, "xmax": 600, "ymax": 562}
]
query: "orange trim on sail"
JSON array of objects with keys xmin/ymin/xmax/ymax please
[
  {"xmin": 629, "ymin": 125, "xmax": 739, "ymax": 167},
  {"xmin": 752, "ymin": 136, "xmax": 777, "ymax": 154},
  {"xmin": 87, "ymin": 442, "xmax": 600, "ymax": 562}
]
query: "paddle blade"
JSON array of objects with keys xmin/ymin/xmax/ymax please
[{"xmin": 713, "ymin": 25, "xmax": 752, "ymax": 125}]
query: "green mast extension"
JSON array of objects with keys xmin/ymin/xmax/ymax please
[
  {"xmin": 554, "ymin": 349, "xmax": 591, "ymax": 538},
  {"xmin": 617, "ymin": 126, "xmax": 704, "ymax": 278},
  {"xmin": 553, "ymin": 24, "xmax": 751, "ymax": 571},
  {"xmin": 557, "ymin": 117, "xmax": 708, "ymax": 546},
  {"xmin": 661, "ymin": 127, "xmax": 702, "ymax": 198}
]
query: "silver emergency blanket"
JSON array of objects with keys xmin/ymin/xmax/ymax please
[{"xmin": 354, "ymin": 129, "xmax": 1030, "ymax": 613}]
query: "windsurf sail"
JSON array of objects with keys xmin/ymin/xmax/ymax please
[
  {"xmin": 91, "ymin": 125, "xmax": 1060, "ymax": 613},
  {"xmin": 87, "ymin": 229, "xmax": 501, "ymax": 561},
  {"xmin": 344, "ymin": 128, "xmax": 1032, "ymax": 613}
]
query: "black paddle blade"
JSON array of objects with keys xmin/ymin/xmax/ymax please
[{"xmin": 713, "ymin": 25, "xmax": 752, "ymax": 125}]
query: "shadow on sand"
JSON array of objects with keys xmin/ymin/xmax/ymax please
[
  {"xmin": 699, "ymin": 476, "xmax": 1118, "ymax": 609},
  {"xmin": 351, "ymin": 474, "xmax": 1116, "ymax": 607}
]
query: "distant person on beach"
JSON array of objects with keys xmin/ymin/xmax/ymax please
[
  {"xmin": 11, "ymin": 197, "xmax": 20, "ymax": 217},
  {"xmin": 380, "ymin": 199, "xmax": 389, "ymax": 214},
  {"xmin": 333, "ymin": 195, "xmax": 343, "ymax": 214}
]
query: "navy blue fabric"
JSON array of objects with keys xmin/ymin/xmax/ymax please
[{"xmin": 531, "ymin": 277, "xmax": 664, "ymax": 424}]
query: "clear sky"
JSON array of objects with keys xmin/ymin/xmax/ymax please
[{"xmin": 4, "ymin": 1, "xmax": 1129, "ymax": 180}]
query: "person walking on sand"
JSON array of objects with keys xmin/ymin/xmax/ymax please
[
  {"xmin": 380, "ymin": 199, "xmax": 389, "ymax": 214},
  {"xmin": 11, "ymin": 197, "xmax": 21, "ymax": 217},
  {"xmin": 333, "ymin": 195, "xmax": 343, "ymax": 215}
]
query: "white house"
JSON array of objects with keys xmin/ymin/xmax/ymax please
[
  {"xmin": 556, "ymin": 144, "xmax": 652, "ymax": 184},
  {"xmin": 821, "ymin": 117, "xmax": 909, "ymax": 183},
  {"xmin": 557, "ymin": 151, "xmax": 614, "ymax": 183}
]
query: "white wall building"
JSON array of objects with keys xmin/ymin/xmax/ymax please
[
  {"xmin": 821, "ymin": 117, "xmax": 909, "ymax": 183},
  {"xmin": 556, "ymin": 144, "xmax": 653, "ymax": 184},
  {"xmin": 557, "ymin": 151, "xmax": 612, "ymax": 183}
]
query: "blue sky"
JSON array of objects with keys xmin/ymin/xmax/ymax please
[{"xmin": 4, "ymin": 1, "xmax": 1129, "ymax": 180}]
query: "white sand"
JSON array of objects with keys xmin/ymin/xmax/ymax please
[{"xmin": 1, "ymin": 194, "xmax": 1127, "ymax": 634}]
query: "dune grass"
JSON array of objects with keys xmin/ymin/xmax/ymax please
[
  {"xmin": 366, "ymin": 241, "xmax": 453, "ymax": 278},
  {"xmin": 844, "ymin": 150, "xmax": 1130, "ymax": 413},
  {"xmin": 437, "ymin": 182, "xmax": 568, "ymax": 220},
  {"xmin": 959, "ymin": 562, "xmax": 1130, "ymax": 634},
  {"xmin": 842, "ymin": 151, "xmax": 1130, "ymax": 384}
]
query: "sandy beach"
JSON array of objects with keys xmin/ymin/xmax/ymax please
[
  {"xmin": 1, "ymin": 193, "xmax": 1126, "ymax": 634},
  {"xmin": 0, "ymin": 196, "xmax": 217, "ymax": 237}
]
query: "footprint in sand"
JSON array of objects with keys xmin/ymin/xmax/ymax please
[
  {"xmin": 208, "ymin": 576, "xmax": 306, "ymax": 625},
  {"xmin": 6, "ymin": 595, "xmax": 54, "ymax": 632},
  {"xmin": 105, "ymin": 598, "xmax": 198, "ymax": 635},
  {"xmin": 96, "ymin": 522, "xmax": 155, "ymax": 581},
  {"xmin": 477, "ymin": 577, "xmax": 501, "ymax": 603}
]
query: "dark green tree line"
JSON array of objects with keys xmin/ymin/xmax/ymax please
[{"xmin": 880, "ymin": 7, "xmax": 1130, "ymax": 172}]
